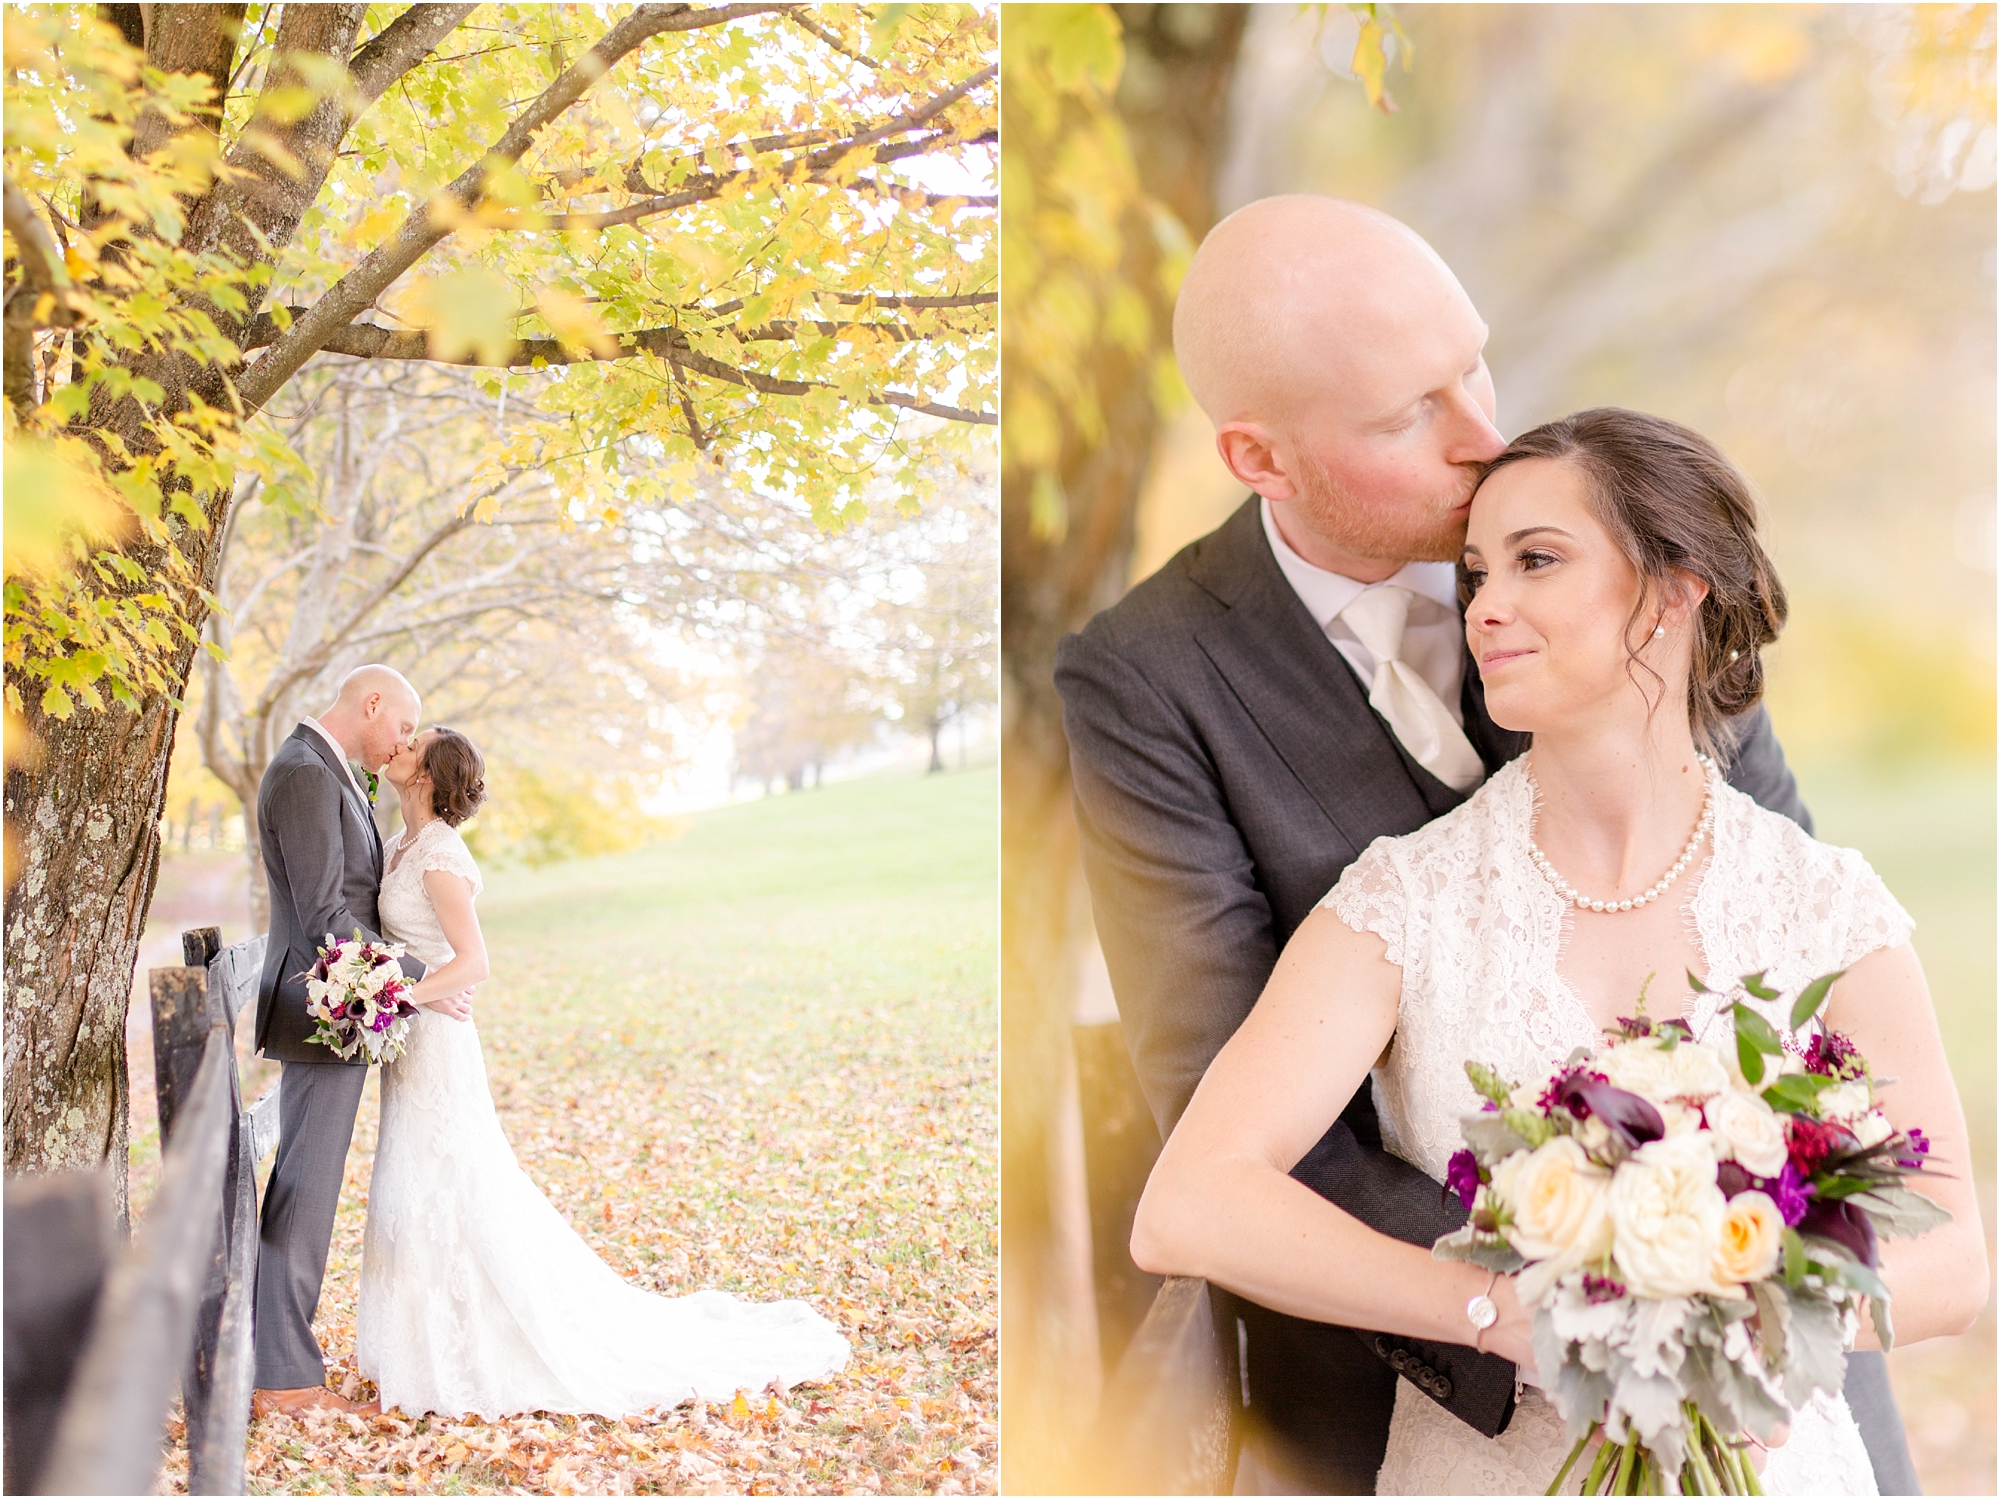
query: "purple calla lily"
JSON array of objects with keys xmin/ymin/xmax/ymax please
[
  {"xmin": 1557, "ymin": 1074, "xmax": 1666, "ymax": 1149},
  {"xmin": 1801, "ymin": 1195, "xmax": 1878, "ymax": 1267}
]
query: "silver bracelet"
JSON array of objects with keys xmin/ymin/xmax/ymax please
[{"xmin": 1466, "ymin": 1270, "xmax": 1500, "ymax": 1351}]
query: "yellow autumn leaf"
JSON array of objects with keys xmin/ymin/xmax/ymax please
[
  {"xmin": 407, "ymin": 266, "xmax": 518, "ymax": 366},
  {"xmin": 534, "ymin": 287, "xmax": 619, "ymax": 358},
  {"xmin": 730, "ymin": 1391, "xmax": 751, "ymax": 1418}
]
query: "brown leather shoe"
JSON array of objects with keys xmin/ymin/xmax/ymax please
[{"xmin": 251, "ymin": 1385, "xmax": 381, "ymax": 1420}]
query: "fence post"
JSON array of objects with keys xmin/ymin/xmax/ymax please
[
  {"xmin": 38, "ymin": 1028, "xmax": 233, "ymax": 1495},
  {"xmin": 150, "ymin": 951, "xmax": 242, "ymax": 1499},
  {"xmin": 2, "ymin": 1172, "xmax": 116, "ymax": 1494}
]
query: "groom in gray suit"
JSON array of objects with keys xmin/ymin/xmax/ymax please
[
  {"xmin": 249, "ymin": 665, "xmax": 471, "ymax": 1417},
  {"xmin": 1055, "ymin": 198, "xmax": 1918, "ymax": 1493}
]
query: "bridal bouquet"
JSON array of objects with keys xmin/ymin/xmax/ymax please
[
  {"xmin": 1435, "ymin": 972, "xmax": 1948, "ymax": 1495},
  {"xmin": 300, "ymin": 929, "xmax": 421, "ymax": 1064}
]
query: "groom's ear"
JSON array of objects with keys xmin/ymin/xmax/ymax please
[{"xmin": 1216, "ymin": 421, "xmax": 1297, "ymax": 501}]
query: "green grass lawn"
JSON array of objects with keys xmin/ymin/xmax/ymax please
[
  {"xmin": 151, "ymin": 764, "xmax": 997, "ymax": 1496},
  {"xmin": 1798, "ymin": 762, "xmax": 1995, "ymax": 1496}
]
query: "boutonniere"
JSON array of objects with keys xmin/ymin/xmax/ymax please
[{"xmin": 353, "ymin": 763, "xmax": 380, "ymax": 805}]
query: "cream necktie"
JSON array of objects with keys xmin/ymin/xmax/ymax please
[{"xmin": 1338, "ymin": 586, "xmax": 1485, "ymax": 791}]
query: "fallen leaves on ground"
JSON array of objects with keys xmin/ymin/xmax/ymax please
[{"xmin": 150, "ymin": 773, "xmax": 997, "ymax": 1494}]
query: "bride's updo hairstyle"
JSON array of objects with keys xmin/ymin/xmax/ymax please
[
  {"xmin": 1473, "ymin": 408, "xmax": 1787, "ymax": 760},
  {"xmin": 419, "ymin": 726, "xmax": 486, "ymax": 827}
]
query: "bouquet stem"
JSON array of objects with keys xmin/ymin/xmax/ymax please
[{"xmin": 1553, "ymin": 1407, "xmax": 1767, "ymax": 1495}]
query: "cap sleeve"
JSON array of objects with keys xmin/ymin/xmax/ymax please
[
  {"xmin": 1828, "ymin": 845, "xmax": 1913, "ymax": 973},
  {"xmin": 1320, "ymin": 836, "xmax": 1409, "ymax": 968},
  {"xmin": 415, "ymin": 821, "xmax": 484, "ymax": 899}
]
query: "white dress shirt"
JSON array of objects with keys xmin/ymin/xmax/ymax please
[
  {"xmin": 1259, "ymin": 496, "xmax": 1467, "ymax": 726},
  {"xmin": 300, "ymin": 717, "xmax": 369, "ymax": 802}
]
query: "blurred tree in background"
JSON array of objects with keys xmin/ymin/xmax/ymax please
[
  {"xmin": 4, "ymin": 0, "xmax": 994, "ymax": 1218},
  {"xmin": 1003, "ymin": 3, "xmax": 1995, "ymax": 1492}
]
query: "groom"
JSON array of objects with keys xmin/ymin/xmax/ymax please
[
  {"xmin": 249, "ymin": 665, "xmax": 472, "ymax": 1418},
  {"xmin": 1055, "ymin": 197, "xmax": 1918, "ymax": 1494}
]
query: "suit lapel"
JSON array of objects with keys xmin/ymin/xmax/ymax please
[
  {"xmin": 294, "ymin": 726, "xmax": 383, "ymax": 873},
  {"xmin": 1190, "ymin": 499, "xmax": 1442, "ymax": 848}
]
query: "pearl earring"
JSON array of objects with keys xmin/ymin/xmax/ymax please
[{"xmin": 1653, "ymin": 625, "xmax": 1666, "ymax": 639}]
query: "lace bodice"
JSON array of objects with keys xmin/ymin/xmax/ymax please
[
  {"xmin": 378, "ymin": 818, "xmax": 482, "ymax": 968},
  {"xmin": 1324, "ymin": 756, "xmax": 1907, "ymax": 1495},
  {"xmin": 1325, "ymin": 756, "xmax": 1913, "ymax": 1184}
]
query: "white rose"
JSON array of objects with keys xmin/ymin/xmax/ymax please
[
  {"xmin": 1705, "ymin": 1089, "xmax": 1790, "ymax": 1177},
  {"xmin": 1493, "ymin": 1136, "xmax": 1613, "ymax": 1268},
  {"xmin": 1714, "ymin": 1190, "xmax": 1784, "ymax": 1285},
  {"xmin": 1598, "ymin": 1036, "xmax": 1731, "ymax": 1105},
  {"xmin": 1658, "ymin": 1101, "xmax": 1706, "ymax": 1139},
  {"xmin": 1610, "ymin": 1133, "xmax": 1739, "ymax": 1300},
  {"xmin": 1818, "ymin": 1080, "xmax": 1872, "ymax": 1125},
  {"xmin": 1851, "ymin": 1110, "xmax": 1895, "ymax": 1149}
]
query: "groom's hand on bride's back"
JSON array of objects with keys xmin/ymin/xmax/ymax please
[{"xmin": 428, "ymin": 987, "xmax": 475, "ymax": 1021}]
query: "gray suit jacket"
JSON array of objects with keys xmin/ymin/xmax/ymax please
[
  {"xmin": 255, "ymin": 726, "xmax": 422, "ymax": 1065},
  {"xmin": 1054, "ymin": 496, "xmax": 1812, "ymax": 1486}
]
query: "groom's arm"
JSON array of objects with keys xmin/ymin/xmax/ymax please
[
  {"xmin": 1056, "ymin": 629, "xmax": 1520, "ymax": 1438},
  {"xmin": 266, "ymin": 762, "xmax": 421, "ymax": 981}
]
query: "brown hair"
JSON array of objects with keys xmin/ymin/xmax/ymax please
[
  {"xmin": 419, "ymin": 726, "xmax": 486, "ymax": 827},
  {"xmin": 1472, "ymin": 408, "xmax": 1787, "ymax": 760}
]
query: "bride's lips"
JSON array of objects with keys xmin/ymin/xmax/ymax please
[{"xmin": 1479, "ymin": 647, "xmax": 1536, "ymax": 672}]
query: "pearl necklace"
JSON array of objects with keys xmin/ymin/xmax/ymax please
[{"xmin": 1527, "ymin": 756, "xmax": 1716, "ymax": 914}]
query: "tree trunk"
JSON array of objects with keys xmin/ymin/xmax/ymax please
[
  {"xmin": 4, "ymin": 694, "xmax": 179, "ymax": 1228},
  {"xmin": 927, "ymin": 718, "xmax": 945, "ymax": 774},
  {"xmin": 1000, "ymin": 6, "xmax": 1246, "ymax": 1487},
  {"xmin": 1, "ymin": 3, "xmax": 394, "ymax": 1203}
]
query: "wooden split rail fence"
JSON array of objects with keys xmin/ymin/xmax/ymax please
[{"xmin": 4, "ymin": 928, "xmax": 282, "ymax": 1496}]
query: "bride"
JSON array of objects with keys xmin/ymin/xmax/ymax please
[
  {"xmin": 1131, "ymin": 409, "xmax": 1985, "ymax": 1495},
  {"xmin": 357, "ymin": 726, "xmax": 850, "ymax": 1418}
]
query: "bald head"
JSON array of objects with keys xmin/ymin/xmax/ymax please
[
  {"xmin": 1174, "ymin": 196, "xmax": 1477, "ymax": 431},
  {"xmin": 317, "ymin": 664, "xmax": 421, "ymax": 772}
]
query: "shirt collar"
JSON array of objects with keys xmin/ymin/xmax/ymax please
[
  {"xmin": 1259, "ymin": 494, "xmax": 1461, "ymax": 627},
  {"xmin": 300, "ymin": 717, "xmax": 366, "ymax": 800}
]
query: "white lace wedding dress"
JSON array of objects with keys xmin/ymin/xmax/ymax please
[
  {"xmin": 1324, "ymin": 756, "xmax": 1907, "ymax": 1496},
  {"xmin": 357, "ymin": 817, "xmax": 850, "ymax": 1418}
]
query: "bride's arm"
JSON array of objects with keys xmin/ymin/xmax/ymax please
[
  {"xmin": 403, "ymin": 869, "xmax": 490, "ymax": 1016},
  {"xmin": 1821, "ymin": 942, "xmax": 1987, "ymax": 1347},
  {"xmin": 1131, "ymin": 906, "xmax": 1537, "ymax": 1369}
]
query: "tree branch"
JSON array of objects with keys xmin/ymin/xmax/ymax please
[
  {"xmin": 783, "ymin": 10, "xmax": 881, "ymax": 69},
  {"xmin": 237, "ymin": 315, "xmax": 993, "ymax": 422},
  {"xmin": 348, "ymin": 3, "xmax": 482, "ymax": 107},
  {"xmin": 235, "ymin": 2, "xmax": 796, "ymax": 413}
]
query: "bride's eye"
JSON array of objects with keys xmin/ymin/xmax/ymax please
[
  {"xmin": 1458, "ymin": 563, "xmax": 1486, "ymax": 593},
  {"xmin": 1518, "ymin": 549, "xmax": 1559, "ymax": 572}
]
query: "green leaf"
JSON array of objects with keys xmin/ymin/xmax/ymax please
[
  {"xmin": 1781, "ymin": 1227, "xmax": 1806, "ymax": 1288},
  {"xmin": 1431, "ymin": 1223, "xmax": 1526, "ymax": 1273},
  {"xmin": 1686, "ymin": 969, "xmax": 1709, "ymax": 994},
  {"xmin": 1789, "ymin": 970, "xmax": 1844, "ymax": 1031},
  {"xmin": 1870, "ymin": 1295, "xmax": 1896, "ymax": 1354},
  {"xmin": 39, "ymin": 683, "xmax": 73, "ymax": 718},
  {"xmin": 1846, "ymin": 1185, "xmax": 1954, "ymax": 1240},
  {"xmin": 1760, "ymin": 1072, "xmax": 1834, "ymax": 1112},
  {"xmin": 1741, "ymin": 970, "xmax": 1780, "ymax": 1001},
  {"xmin": 1733, "ymin": 999, "xmax": 1783, "ymax": 1086}
]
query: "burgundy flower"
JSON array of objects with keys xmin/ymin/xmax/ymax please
[
  {"xmin": 1581, "ymin": 1273, "xmax": 1627, "ymax": 1304},
  {"xmin": 1802, "ymin": 1029, "xmax": 1863, "ymax": 1079},
  {"xmin": 1614, "ymin": 1014, "xmax": 1653, "ymax": 1040},
  {"xmin": 1555, "ymin": 1074, "xmax": 1665, "ymax": 1150},
  {"xmin": 1800, "ymin": 1195, "xmax": 1878, "ymax": 1267},
  {"xmin": 1786, "ymin": 1116, "xmax": 1846, "ymax": 1175},
  {"xmin": 1445, "ymin": 1149, "xmax": 1483, "ymax": 1211},
  {"xmin": 1715, "ymin": 1160, "xmax": 1754, "ymax": 1199},
  {"xmin": 1538, "ymin": 1066, "xmax": 1606, "ymax": 1116}
]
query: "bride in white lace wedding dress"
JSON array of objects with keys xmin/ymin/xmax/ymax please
[
  {"xmin": 1131, "ymin": 412, "xmax": 1984, "ymax": 1495},
  {"xmin": 357, "ymin": 727, "xmax": 850, "ymax": 1419}
]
